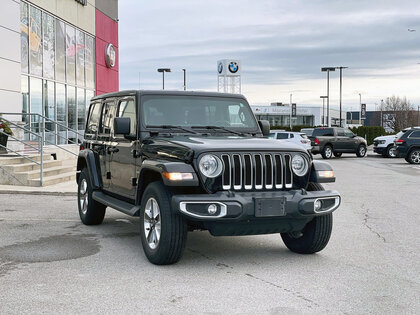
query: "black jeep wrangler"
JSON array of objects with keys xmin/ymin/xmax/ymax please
[{"xmin": 76, "ymin": 90, "xmax": 340, "ymax": 265}]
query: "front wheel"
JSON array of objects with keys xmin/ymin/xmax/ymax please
[
  {"xmin": 139, "ymin": 181, "xmax": 187, "ymax": 265},
  {"xmin": 356, "ymin": 144, "xmax": 367, "ymax": 157},
  {"xmin": 408, "ymin": 149, "xmax": 420, "ymax": 164},
  {"xmin": 281, "ymin": 182, "xmax": 333, "ymax": 254},
  {"xmin": 77, "ymin": 168, "xmax": 106, "ymax": 225}
]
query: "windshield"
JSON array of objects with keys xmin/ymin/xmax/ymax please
[{"xmin": 142, "ymin": 95, "xmax": 258, "ymax": 131}]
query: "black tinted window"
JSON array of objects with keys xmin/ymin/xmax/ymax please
[
  {"xmin": 86, "ymin": 102, "xmax": 101, "ymax": 135},
  {"xmin": 312, "ymin": 128, "xmax": 334, "ymax": 137},
  {"xmin": 100, "ymin": 102, "xmax": 116, "ymax": 135},
  {"xmin": 409, "ymin": 131, "xmax": 420, "ymax": 138},
  {"xmin": 276, "ymin": 133, "xmax": 288, "ymax": 139}
]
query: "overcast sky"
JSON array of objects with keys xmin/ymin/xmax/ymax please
[{"xmin": 119, "ymin": 0, "xmax": 420, "ymax": 111}]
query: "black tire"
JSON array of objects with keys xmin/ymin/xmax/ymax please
[
  {"xmin": 385, "ymin": 145, "xmax": 397, "ymax": 158},
  {"xmin": 321, "ymin": 145, "xmax": 333, "ymax": 159},
  {"xmin": 356, "ymin": 144, "xmax": 367, "ymax": 157},
  {"xmin": 407, "ymin": 149, "xmax": 420, "ymax": 164},
  {"xmin": 281, "ymin": 182, "xmax": 333, "ymax": 254},
  {"xmin": 333, "ymin": 152, "xmax": 342, "ymax": 158},
  {"xmin": 77, "ymin": 168, "xmax": 106, "ymax": 225},
  {"xmin": 139, "ymin": 181, "xmax": 187, "ymax": 265}
]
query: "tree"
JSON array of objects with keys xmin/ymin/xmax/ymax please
[{"xmin": 380, "ymin": 96, "xmax": 417, "ymax": 132}]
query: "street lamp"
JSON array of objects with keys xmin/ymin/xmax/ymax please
[
  {"xmin": 321, "ymin": 67, "xmax": 336, "ymax": 127},
  {"xmin": 320, "ymin": 96, "xmax": 328, "ymax": 126},
  {"xmin": 359, "ymin": 93, "xmax": 362, "ymax": 125},
  {"xmin": 336, "ymin": 66, "xmax": 348, "ymax": 127},
  {"xmin": 182, "ymin": 69, "xmax": 186, "ymax": 91},
  {"xmin": 157, "ymin": 68, "xmax": 171, "ymax": 90}
]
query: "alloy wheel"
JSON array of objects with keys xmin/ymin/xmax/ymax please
[
  {"xmin": 411, "ymin": 150, "xmax": 420, "ymax": 164},
  {"xmin": 143, "ymin": 197, "xmax": 162, "ymax": 250},
  {"xmin": 79, "ymin": 178, "xmax": 88, "ymax": 215}
]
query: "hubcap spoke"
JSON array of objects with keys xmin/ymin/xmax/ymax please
[
  {"xmin": 79, "ymin": 179, "xmax": 88, "ymax": 215},
  {"xmin": 143, "ymin": 197, "xmax": 161, "ymax": 249}
]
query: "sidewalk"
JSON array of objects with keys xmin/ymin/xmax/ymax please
[{"xmin": 0, "ymin": 180, "xmax": 77, "ymax": 196}]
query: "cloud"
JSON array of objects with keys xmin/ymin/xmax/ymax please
[{"xmin": 119, "ymin": 0, "xmax": 420, "ymax": 107}]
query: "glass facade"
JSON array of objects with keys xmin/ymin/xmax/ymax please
[
  {"xmin": 20, "ymin": 1, "xmax": 95, "ymax": 144},
  {"xmin": 254, "ymin": 114, "xmax": 314, "ymax": 127}
]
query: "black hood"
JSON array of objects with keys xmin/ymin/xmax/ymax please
[{"xmin": 142, "ymin": 135, "xmax": 308, "ymax": 162}]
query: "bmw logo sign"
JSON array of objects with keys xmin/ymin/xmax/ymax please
[
  {"xmin": 228, "ymin": 61, "xmax": 239, "ymax": 73},
  {"xmin": 218, "ymin": 62, "xmax": 223, "ymax": 74}
]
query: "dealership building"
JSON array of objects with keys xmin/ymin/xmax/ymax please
[
  {"xmin": 251, "ymin": 104, "xmax": 346, "ymax": 128},
  {"xmin": 0, "ymin": 0, "xmax": 118, "ymax": 143}
]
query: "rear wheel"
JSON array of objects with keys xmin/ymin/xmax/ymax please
[
  {"xmin": 321, "ymin": 145, "xmax": 333, "ymax": 159},
  {"xmin": 356, "ymin": 144, "xmax": 367, "ymax": 157},
  {"xmin": 139, "ymin": 181, "xmax": 187, "ymax": 265},
  {"xmin": 281, "ymin": 183, "xmax": 333, "ymax": 254},
  {"xmin": 333, "ymin": 152, "xmax": 342, "ymax": 157},
  {"xmin": 77, "ymin": 168, "xmax": 106, "ymax": 225},
  {"xmin": 408, "ymin": 149, "xmax": 420, "ymax": 164}
]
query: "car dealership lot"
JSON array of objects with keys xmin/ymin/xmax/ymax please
[{"xmin": 0, "ymin": 154, "xmax": 419, "ymax": 314}]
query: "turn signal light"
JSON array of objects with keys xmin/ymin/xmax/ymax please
[
  {"xmin": 162, "ymin": 172, "xmax": 194, "ymax": 181},
  {"xmin": 317, "ymin": 170, "xmax": 334, "ymax": 178}
]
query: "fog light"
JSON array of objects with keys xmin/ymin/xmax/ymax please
[
  {"xmin": 314, "ymin": 200, "xmax": 323, "ymax": 212},
  {"xmin": 207, "ymin": 204, "xmax": 218, "ymax": 215}
]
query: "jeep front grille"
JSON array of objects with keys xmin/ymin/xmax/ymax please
[{"xmin": 221, "ymin": 153, "xmax": 293, "ymax": 190}]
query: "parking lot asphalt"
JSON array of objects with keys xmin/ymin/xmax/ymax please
[{"xmin": 0, "ymin": 154, "xmax": 419, "ymax": 314}]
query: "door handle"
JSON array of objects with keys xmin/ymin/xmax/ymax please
[{"xmin": 108, "ymin": 147, "xmax": 119, "ymax": 153}]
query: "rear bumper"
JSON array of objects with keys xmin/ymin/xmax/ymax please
[
  {"xmin": 396, "ymin": 146, "xmax": 408, "ymax": 157},
  {"xmin": 171, "ymin": 189, "xmax": 340, "ymax": 222}
]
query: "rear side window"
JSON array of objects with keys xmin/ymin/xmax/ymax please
[
  {"xmin": 276, "ymin": 133, "xmax": 288, "ymax": 139},
  {"xmin": 409, "ymin": 131, "xmax": 420, "ymax": 138},
  {"xmin": 312, "ymin": 128, "xmax": 334, "ymax": 137},
  {"xmin": 118, "ymin": 99, "xmax": 137, "ymax": 136},
  {"xmin": 289, "ymin": 134, "xmax": 294, "ymax": 138},
  {"xmin": 336, "ymin": 128, "xmax": 345, "ymax": 136},
  {"xmin": 86, "ymin": 102, "xmax": 101, "ymax": 135}
]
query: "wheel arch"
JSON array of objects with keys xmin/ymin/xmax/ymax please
[{"xmin": 76, "ymin": 150, "xmax": 102, "ymax": 189}]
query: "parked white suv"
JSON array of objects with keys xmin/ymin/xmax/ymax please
[
  {"xmin": 269, "ymin": 131, "xmax": 312, "ymax": 151},
  {"xmin": 373, "ymin": 129, "xmax": 410, "ymax": 158}
]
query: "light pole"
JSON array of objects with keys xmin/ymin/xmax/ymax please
[
  {"xmin": 418, "ymin": 105, "xmax": 419, "ymax": 126},
  {"xmin": 320, "ymin": 96, "xmax": 328, "ymax": 126},
  {"xmin": 157, "ymin": 68, "xmax": 171, "ymax": 90},
  {"xmin": 321, "ymin": 67, "xmax": 336, "ymax": 127},
  {"xmin": 289, "ymin": 94, "xmax": 292, "ymax": 130},
  {"xmin": 336, "ymin": 66, "xmax": 348, "ymax": 127},
  {"xmin": 359, "ymin": 93, "xmax": 362, "ymax": 125},
  {"xmin": 182, "ymin": 69, "xmax": 186, "ymax": 91}
]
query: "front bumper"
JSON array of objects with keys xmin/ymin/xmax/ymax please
[
  {"xmin": 373, "ymin": 146, "xmax": 385, "ymax": 154},
  {"xmin": 171, "ymin": 189, "xmax": 340, "ymax": 221}
]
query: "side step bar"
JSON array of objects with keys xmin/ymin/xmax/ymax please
[{"xmin": 92, "ymin": 191, "xmax": 140, "ymax": 216}]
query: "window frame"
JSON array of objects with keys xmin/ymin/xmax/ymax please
[{"xmin": 116, "ymin": 97, "xmax": 137, "ymax": 139}]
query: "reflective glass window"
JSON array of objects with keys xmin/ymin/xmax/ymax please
[
  {"xmin": 43, "ymin": 80, "xmax": 56, "ymax": 144},
  {"xmin": 55, "ymin": 20, "xmax": 66, "ymax": 82},
  {"xmin": 29, "ymin": 6, "xmax": 42, "ymax": 76},
  {"xmin": 117, "ymin": 99, "xmax": 136, "ymax": 136},
  {"xmin": 77, "ymin": 88, "xmax": 85, "ymax": 133},
  {"xmin": 76, "ymin": 30, "xmax": 85, "ymax": 87},
  {"xmin": 56, "ymin": 83, "xmax": 66, "ymax": 144},
  {"xmin": 21, "ymin": 76, "xmax": 29, "ymax": 137},
  {"xmin": 67, "ymin": 86, "xmax": 76, "ymax": 143},
  {"xmin": 42, "ymin": 12, "xmax": 55, "ymax": 80},
  {"xmin": 85, "ymin": 35, "xmax": 95, "ymax": 88},
  {"xmin": 66, "ymin": 25, "xmax": 76, "ymax": 85},
  {"xmin": 30, "ymin": 77, "xmax": 42, "ymax": 139},
  {"xmin": 86, "ymin": 90, "xmax": 95, "ymax": 109},
  {"xmin": 20, "ymin": 2, "xmax": 29, "ymax": 73},
  {"xmin": 86, "ymin": 102, "xmax": 101, "ymax": 136}
]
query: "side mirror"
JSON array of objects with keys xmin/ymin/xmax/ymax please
[
  {"xmin": 114, "ymin": 117, "xmax": 130, "ymax": 135},
  {"xmin": 258, "ymin": 120, "xmax": 270, "ymax": 137}
]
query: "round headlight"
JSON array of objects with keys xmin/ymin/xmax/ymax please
[
  {"xmin": 291, "ymin": 154, "xmax": 308, "ymax": 176},
  {"xmin": 199, "ymin": 154, "xmax": 223, "ymax": 178}
]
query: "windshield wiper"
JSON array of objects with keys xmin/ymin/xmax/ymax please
[
  {"xmin": 146, "ymin": 125, "xmax": 197, "ymax": 134},
  {"xmin": 190, "ymin": 125, "xmax": 246, "ymax": 136}
]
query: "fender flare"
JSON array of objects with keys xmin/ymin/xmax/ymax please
[
  {"xmin": 76, "ymin": 150, "xmax": 102, "ymax": 189},
  {"xmin": 310, "ymin": 160, "xmax": 335, "ymax": 183}
]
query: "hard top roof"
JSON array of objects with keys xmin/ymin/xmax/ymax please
[{"xmin": 91, "ymin": 90, "xmax": 247, "ymax": 101}]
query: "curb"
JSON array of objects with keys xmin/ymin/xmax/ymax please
[{"xmin": 0, "ymin": 190, "xmax": 76, "ymax": 196}]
